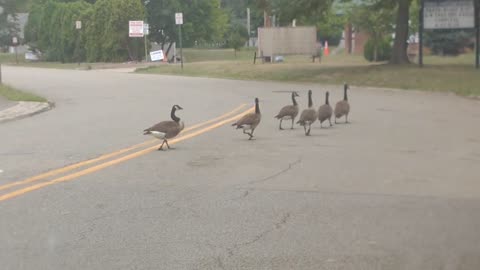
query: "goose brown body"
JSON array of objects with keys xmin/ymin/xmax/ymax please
[
  {"xmin": 275, "ymin": 91, "xmax": 299, "ymax": 130},
  {"xmin": 144, "ymin": 105, "xmax": 185, "ymax": 150},
  {"xmin": 334, "ymin": 84, "xmax": 350, "ymax": 123},
  {"xmin": 232, "ymin": 98, "xmax": 261, "ymax": 140},
  {"xmin": 318, "ymin": 91, "xmax": 333, "ymax": 127},
  {"xmin": 297, "ymin": 90, "xmax": 316, "ymax": 136}
]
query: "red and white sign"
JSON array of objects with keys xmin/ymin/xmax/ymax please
[
  {"xmin": 175, "ymin": 13, "xmax": 183, "ymax": 25},
  {"xmin": 129, "ymin": 21, "xmax": 144, "ymax": 37}
]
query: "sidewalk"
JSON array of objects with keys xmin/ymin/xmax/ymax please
[{"xmin": 0, "ymin": 99, "xmax": 53, "ymax": 123}]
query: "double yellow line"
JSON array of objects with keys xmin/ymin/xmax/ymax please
[{"xmin": 0, "ymin": 104, "xmax": 253, "ymax": 202}]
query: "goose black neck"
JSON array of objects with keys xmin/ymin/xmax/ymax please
[
  {"xmin": 170, "ymin": 106, "xmax": 180, "ymax": 122},
  {"xmin": 255, "ymin": 99, "xmax": 260, "ymax": 114},
  {"xmin": 308, "ymin": 92, "xmax": 313, "ymax": 108},
  {"xmin": 292, "ymin": 93, "xmax": 297, "ymax": 106},
  {"xmin": 325, "ymin": 92, "xmax": 329, "ymax": 105},
  {"xmin": 344, "ymin": 86, "xmax": 348, "ymax": 101}
]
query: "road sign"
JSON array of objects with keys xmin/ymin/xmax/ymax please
[
  {"xmin": 424, "ymin": 0, "xmax": 475, "ymax": 29},
  {"xmin": 12, "ymin": 37, "xmax": 18, "ymax": 45},
  {"xmin": 129, "ymin": 20, "xmax": 144, "ymax": 37},
  {"xmin": 175, "ymin": 13, "xmax": 183, "ymax": 25},
  {"xmin": 76, "ymin": 21, "xmax": 82, "ymax": 30},
  {"xmin": 150, "ymin": 50, "xmax": 164, "ymax": 62},
  {"xmin": 143, "ymin": 23, "xmax": 149, "ymax": 35}
]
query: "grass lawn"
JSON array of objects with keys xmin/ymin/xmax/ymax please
[
  {"xmin": 138, "ymin": 50, "xmax": 480, "ymax": 97},
  {"xmin": 0, "ymin": 84, "xmax": 47, "ymax": 102}
]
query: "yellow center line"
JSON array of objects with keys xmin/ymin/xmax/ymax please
[
  {"xmin": 0, "ymin": 104, "xmax": 247, "ymax": 192},
  {"xmin": 0, "ymin": 107, "xmax": 254, "ymax": 202}
]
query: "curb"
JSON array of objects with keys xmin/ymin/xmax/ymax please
[{"xmin": 0, "ymin": 101, "xmax": 55, "ymax": 123}]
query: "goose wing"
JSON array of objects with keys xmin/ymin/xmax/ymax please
[{"xmin": 144, "ymin": 120, "xmax": 178, "ymax": 134}]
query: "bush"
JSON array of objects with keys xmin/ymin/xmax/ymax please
[
  {"xmin": 364, "ymin": 38, "xmax": 392, "ymax": 62},
  {"xmin": 424, "ymin": 29, "xmax": 475, "ymax": 56}
]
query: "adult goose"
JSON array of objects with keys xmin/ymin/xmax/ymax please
[
  {"xmin": 297, "ymin": 90, "xmax": 317, "ymax": 136},
  {"xmin": 318, "ymin": 91, "xmax": 333, "ymax": 128},
  {"xmin": 232, "ymin": 98, "xmax": 261, "ymax": 140},
  {"xmin": 143, "ymin": 105, "xmax": 185, "ymax": 150},
  {"xmin": 334, "ymin": 83, "xmax": 350, "ymax": 124},
  {"xmin": 274, "ymin": 91, "xmax": 300, "ymax": 130}
]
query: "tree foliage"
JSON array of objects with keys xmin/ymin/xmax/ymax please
[
  {"xmin": 146, "ymin": 0, "xmax": 228, "ymax": 50},
  {"xmin": 227, "ymin": 23, "xmax": 248, "ymax": 55},
  {"xmin": 25, "ymin": 0, "xmax": 145, "ymax": 62},
  {"xmin": 349, "ymin": 2, "xmax": 394, "ymax": 61},
  {"xmin": 0, "ymin": 0, "xmax": 24, "ymax": 50}
]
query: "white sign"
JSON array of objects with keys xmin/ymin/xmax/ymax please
[
  {"xmin": 150, "ymin": 50, "xmax": 165, "ymax": 62},
  {"xmin": 12, "ymin": 37, "xmax": 18, "ymax": 44},
  {"xmin": 424, "ymin": 0, "xmax": 475, "ymax": 29},
  {"xmin": 175, "ymin": 13, "xmax": 183, "ymax": 25},
  {"xmin": 143, "ymin": 23, "xmax": 149, "ymax": 35},
  {"xmin": 76, "ymin": 21, "xmax": 82, "ymax": 29},
  {"xmin": 129, "ymin": 20, "xmax": 144, "ymax": 37}
]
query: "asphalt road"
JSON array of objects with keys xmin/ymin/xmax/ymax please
[{"xmin": 1, "ymin": 66, "xmax": 480, "ymax": 270}]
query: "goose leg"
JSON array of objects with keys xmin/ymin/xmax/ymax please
[
  {"xmin": 335, "ymin": 117, "xmax": 337, "ymax": 124},
  {"xmin": 165, "ymin": 140, "xmax": 171, "ymax": 149},
  {"xmin": 291, "ymin": 119, "xmax": 294, "ymax": 129},
  {"xmin": 303, "ymin": 125, "xmax": 307, "ymax": 135},
  {"xmin": 329, "ymin": 118, "xmax": 332, "ymax": 127},
  {"xmin": 158, "ymin": 140, "xmax": 166, "ymax": 151},
  {"xmin": 307, "ymin": 123, "xmax": 312, "ymax": 136},
  {"xmin": 346, "ymin": 114, "xmax": 349, "ymax": 124},
  {"xmin": 279, "ymin": 119, "xmax": 283, "ymax": 130}
]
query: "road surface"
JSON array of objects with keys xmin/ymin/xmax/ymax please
[{"xmin": 1, "ymin": 66, "xmax": 480, "ymax": 270}]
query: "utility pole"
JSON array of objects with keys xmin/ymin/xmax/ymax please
[
  {"xmin": 247, "ymin": 8, "xmax": 251, "ymax": 46},
  {"xmin": 419, "ymin": 0, "xmax": 424, "ymax": 67}
]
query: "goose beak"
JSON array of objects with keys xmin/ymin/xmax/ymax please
[{"xmin": 178, "ymin": 106, "xmax": 183, "ymax": 110}]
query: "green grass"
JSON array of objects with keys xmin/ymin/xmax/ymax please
[
  {"xmin": 138, "ymin": 50, "xmax": 480, "ymax": 97},
  {"xmin": 0, "ymin": 84, "xmax": 47, "ymax": 102}
]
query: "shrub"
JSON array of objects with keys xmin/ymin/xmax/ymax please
[{"xmin": 364, "ymin": 38, "xmax": 392, "ymax": 62}]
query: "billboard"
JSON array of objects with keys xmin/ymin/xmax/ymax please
[{"xmin": 424, "ymin": 0, "xmax": 475, "ymax": 29}]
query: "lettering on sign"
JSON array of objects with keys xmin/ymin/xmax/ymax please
[
  {"xmin": 424, "ymin": 0, "xmax": 475, "ymax": 29},
  {"xmin": 129, "ymin": 21, "xmax": 144, "ymax": 37}
]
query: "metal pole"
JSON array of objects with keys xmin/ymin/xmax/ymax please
[
  {"xmin": 247, "ymin": 8, "xmax": 251, "ymax": 47},
  {"xmin": 15, "ymin": 46, "xmax": 18, "ymax": 64},
  {"xmin": 144, "ymin": 34, "xmax": 148, "ymax": 62},
  {"xmin": 0, "ymin": 63, "xmax": 2, "ymax": 84},
  {"xmin": 419, "ymin": 0, "xmax": 424, "ymax": 67},
  {"xmin": 179, "ymin": 25, "xmax": 183, "ymax": 69}
]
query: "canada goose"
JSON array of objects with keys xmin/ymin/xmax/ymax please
[
  {"xmin": 274, "ymin": 91, "xmax": 300, "ymax": 130},
  {"xmin": 143, "ymin": 105, "xmax": 185, "ymax": 150},
  {"xmin": 297, "ymin": 90, "xmax": 317, "ymax": 136},
  {"xmin": 318, "ymin": 91, "xmax": 333, "ymax": 128},
  {"xmin": 334, "ymin": 83, "xmax": 350, "ymax": 124},
  {"xmin": 232, "ymin": 98, "xmax": 261, "ymax": 140}
]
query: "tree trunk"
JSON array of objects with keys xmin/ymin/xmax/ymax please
[
  {"xmin": 390, "ymin": 0, "xmax": 411, "ymax": 64},
  {"xmin": 374, "ymin": 43, "xmax": 378, "ymax": 62}
]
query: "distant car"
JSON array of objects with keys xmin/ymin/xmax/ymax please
[{"xmin": 25, "ymin": 50, "xmax": 40, "ymax": 61}]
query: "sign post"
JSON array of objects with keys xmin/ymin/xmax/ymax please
[
  {"xmin": 144, "ymin": 23, "xmax": 149, "ymax": 62},
  {"xmin": 419, "ymin": 0, "xmax": 424, "ymax": 67},
  {"xmin": 76, "ymin": 21, "xmax": 82, "ymax": 66},
  {"xmin": 175, "ymin": 13, "xmax": 183, "ymax": 69},
  {"xmin": 12, "ymin": 37, "xmax": 18, "ymax": 64}
]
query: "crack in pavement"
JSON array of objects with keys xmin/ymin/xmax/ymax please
[
  {"xmin": 248, "ymin": 158, "xmax": 302, "ymax": 185},
  {"xmin": 225, "ymin": 212, "xmax": 292, "ymax": 258}
]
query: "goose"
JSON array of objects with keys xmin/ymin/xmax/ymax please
[
  {"xmin": 334, "ymin": 83, "xmax": 350, "ymax": 124},
  {"xmin": 143, "ymin": 105, "xmax": 185, "ymax": 150},
  {"xmin": 232, "ymin": 98, "xmax": 261, "ymax": 140},
  {"xmin": 297, "ymin": 90, "xmax": 317, "ymax": 136},
  {"xmin": 274, "ymin": 91, "xmax": 300, "ymax": 130},
  {"xmin": 318, "ymin": 91, "xmax": 333, "ymax": 128}
]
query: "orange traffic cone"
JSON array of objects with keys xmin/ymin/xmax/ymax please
[{"xmin": 324, "ymin": 41, "xmax": 330, "ymax": 56}]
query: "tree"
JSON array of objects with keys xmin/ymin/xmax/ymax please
[
  {"xmin": 227, "ymin": 23, "xmax": 248, "ymax": 56},
  {"xmin": 86, "ymin": 0, "xmax": 145, "ymax": 62},
  {"xmin": 349, "ymin": 3, "xmax": 394, "ymax": 61},
  {"xmin": 390, "ymin": 0, "xmax": 412, "ymax": 64},
  {"xmin": 145, "ymin": 0, "xmax": 228, "ymax": 56},
  {"xmin": 0, "ymin": 0, "xmax": 22, "ymax": 50}
]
